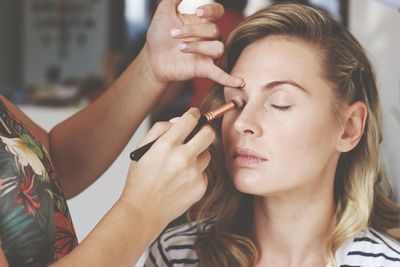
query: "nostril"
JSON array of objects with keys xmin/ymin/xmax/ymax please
[{"xmin": 243, "ymin": 129, "xmax": 254, "ymax": 134}]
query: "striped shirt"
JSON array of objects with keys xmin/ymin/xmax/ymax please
[{"xmin": 144, "ymin": 222, "xmax": 400, "ymax": 267}]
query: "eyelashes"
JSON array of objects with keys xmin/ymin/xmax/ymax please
[
  {"xmin": 270, "ymin": 104, "xmax": 292, "ymax": 111},
  {"xmin": 225, "ymin": 96, "xmax": 292, "ymax": 112}
]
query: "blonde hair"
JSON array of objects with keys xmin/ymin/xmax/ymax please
[{"xmin": 189, "ymin": 3, "xmax": 400, "ymax": 267}]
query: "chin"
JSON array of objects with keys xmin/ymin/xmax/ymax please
[
  {"xmin": 230, "ymin": 171, "xmax": 295, "ymax": 196},
  {"xmin": 231, "ymin": 173, "xmax": 272, "ymax": 195}
]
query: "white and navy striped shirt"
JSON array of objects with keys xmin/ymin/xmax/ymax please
[{"xmin": 144, "ymin": 222, "xmax": 400, "ymax": 267}]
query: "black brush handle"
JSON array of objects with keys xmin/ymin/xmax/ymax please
[
  {"xmin": 130, "ymin": 139, "xmax": 157, "ymax": 161},
  {"xmin": 130, "ymin": 115, "xmax": 208, "ymax": 161}
]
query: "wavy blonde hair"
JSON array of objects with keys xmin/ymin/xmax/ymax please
[{"xmin": 189, "ymin": 3, "xmax": 400, "ymax": 267}]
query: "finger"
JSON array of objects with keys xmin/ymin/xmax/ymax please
[
  {"xmin": 195, "ymin": 3, "xmax": 224, "ymax": 21},
  {"xmin": 202, "ymin": 172, "xmax": 209, "ymax": 193},
  {"xmin": 186, "ymin": 125, "xmax": 215, "ymax": 157},
  {"xmin": 203, "ymin": 64, "xmax": 245, "ymax": 88},
  {"xmin": 136, "ymin": 121, "xmax": 174, "ymax": 148},
  {"xmin": 156, "ymin": 0, "xmax": 180, "ymax": 17},
  {"xmin": 162, "ymin": 0, "xmax": 184, "ymax": 12},
  {"xmin": 161, "ymin": 108, "xmax": 201, "ymax": 144},
  {"xmin": 171, "ymin": 23, "xmax": 220, "ymax": 39},
  {"xmin": 197, "ymin": 150, "xmax": 212, "ymax": 172},
  {"xmin": 179, "ymin": 40, "xmax": 224, "ymax": 59}
]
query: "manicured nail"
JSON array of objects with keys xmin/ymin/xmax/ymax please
[
  {"xmin": 178, "ymin": 42, "xmax": 188, "ymax": 51},
  {"xmin": 196, "ymin": 8, "xmax": 204, "ymax": 17},
  {"xmin": 170, "ymin": 28, "xmax": 181, "ymax": 37}
]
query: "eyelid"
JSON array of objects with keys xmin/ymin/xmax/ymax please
[{"xmin": 269, "ymin": 90, "xmax": 293, "ymax": 102}]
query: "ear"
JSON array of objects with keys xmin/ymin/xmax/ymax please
[{"xmin": 336, "ymin": 101, "xmax": 368, "ymax": 152}]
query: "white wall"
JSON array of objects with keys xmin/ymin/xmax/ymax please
[
  {"xmin": 23, "ymin": 1, "xmax": 108, "ymax": 86},
  {"xmin": 349, "ymin": 0, "xmax": 400, "ymax": 196}
]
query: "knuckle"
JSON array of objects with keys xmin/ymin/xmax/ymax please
[
  {"xmin": 193, "ymin": 41, "xmax": 201, "ymax": 51},
  {"xmin": 203, "ymin": 125, "xmax": 216, "ymax": 140},
  {"xmin": 203, "ymin": 175, "xmax": 208, "ymax": 189},
  {"xmin": 209, "ymin": 23, "xmax": 219, "ymax": 37},
  {"xmin": 213, "ymin": 3, "xmax": 224, "ymax": 16},
  {"xmin": 202, "ymin": 5, "xmax": 212, "ymax": 14},
  {"xmin": 193, "ymin": 186, "xmax": 206, "ymax": 202},
  {"xmin": 152, "ymin": 121, "xmax": 166, "ymax": 130},
  {"xmin": 186, "ymin": 107, "xmax": 200, "ymax": 120},
  {"xmin": 200, "ymin": 174, "xmax": 208, "ymax": 192},
  {"xmin": 215, "ymin": 42, "xmax": 224, "ymax": 57},
  {"xmin": 171, "ymin": 154, "xmax": 188, "ymax": 169},
  {"xmin": 204, "ymin": 151, "xmax": 212, "ymax": 162},
  {"xmin": 181, "ymin": 25, "xmax": 189, "ymax": 36},
  {"xmin": 188, "ymin": 168, "xmax": 199, "ymax": 180},
  {"xmin": 156, "ymin": 139, "xmax": 172, "ymax": 152},
  {"xmin": 194, "ymin": 191, "xmax": 204, "ymax": 202}
]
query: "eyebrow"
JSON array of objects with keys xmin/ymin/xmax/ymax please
[{"xmin": 263, "ymin": 80, "xmax": 309, "ymax": 94}]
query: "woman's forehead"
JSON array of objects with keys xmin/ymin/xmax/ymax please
[{"xmin": 227, "ymin": 36, "xmax": 332, "ymax": 94}]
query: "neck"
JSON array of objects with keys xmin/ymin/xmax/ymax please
[{"xmin": 253, "ymin": 176, "xmax": 336, "ymax": 267}]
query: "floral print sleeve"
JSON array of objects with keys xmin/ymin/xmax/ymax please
[{"xmin": 0, "ymin": 100, "xmax": 78, "ymax": 266}]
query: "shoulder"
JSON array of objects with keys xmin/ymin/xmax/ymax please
[
  {"xmin": 335, "ymin": 228, "xmax": 400, "ymax": 266},
  {"xmin": 145, "ymin": 220, "xmax": 214, "ymax": 267}
]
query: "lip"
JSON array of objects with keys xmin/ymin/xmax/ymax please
[{"xmin": 232, "ymin": 148, "xmax": 268, "ymax": 167}]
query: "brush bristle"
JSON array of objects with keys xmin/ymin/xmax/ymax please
[{"xmin": 231, "ymin": 98, "xmax": 244, "ymax": 109}]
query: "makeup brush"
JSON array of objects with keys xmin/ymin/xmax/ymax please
[{"xmin": 130, "ymin": 99, "xmax": 244, "ymax": 161}]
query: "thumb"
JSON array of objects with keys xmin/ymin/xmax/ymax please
[
  {"xmin": 160, "ymin": 0, "xmax": 183, "ymax": 12},
  {"xmin": 173, "ymin": 0, "xmax": 184, "ymax": 6}
]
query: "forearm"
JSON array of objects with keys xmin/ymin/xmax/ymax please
[
  {"xmin": 51, "ymin": 108, "xmax": 215, "ymax": 267},
  {"xmin": 50, "ymin": 198, "xmax": 164, "ymax": 267},
  {"xmin": 49, "ymin": 46, "xmax": 165, "ymax": 198}
]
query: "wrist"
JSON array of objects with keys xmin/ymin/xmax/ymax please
[
  {"xmin": 139, "ymin": 43, "xmax": 171, "ymax": 92},
  {"xmin": 116, "ymin": 193, "xmax": 167, "ymax": 239}
]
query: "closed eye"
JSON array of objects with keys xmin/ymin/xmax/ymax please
[{"xmin": 271, "ymin": 104, "xmax": 292, "ymax": 111}]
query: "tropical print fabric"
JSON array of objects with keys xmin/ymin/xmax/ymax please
[{"xmin": 0, "ymin": 100, "xmax": 78, "ymax": 266}]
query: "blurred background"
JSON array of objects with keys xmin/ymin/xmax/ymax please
[{"xmin": 0, "ymin": 0, "xmax": 399, "ymax": 265}]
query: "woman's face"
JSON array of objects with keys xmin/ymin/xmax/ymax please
[{"xmin": 222, "ymin": 36, "xmax": 342, "ymax": 196}]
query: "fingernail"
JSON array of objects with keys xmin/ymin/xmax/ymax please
[
  {"xmin": 239, "ymin": 79, "xmax": 246, "ymax": 88},
  {"xmin": 196, "ymin": 8, "xmax": 204, "ymax": 17},
  {"xmin": 169, "ymin": 117, "xmax": 180, "ymax": 123},
  {"xmin": 170, "ymin": 28, "xmax": 181, "ymax": 37},
  {"xmin": 178, "ymin": 42, "xmax": 188, "ymax": 51}
]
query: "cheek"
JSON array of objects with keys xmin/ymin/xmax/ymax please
[
  {"xmin": 274, "ymin": 103, "xmax": 338, "ymax": 148},
  {"xmin": 272, "ymin": 110, "xmax": 339, "ymax": 176},
  {"xmin": 300, "ymin": 113, "xmax": 338, "ymax": 151}
]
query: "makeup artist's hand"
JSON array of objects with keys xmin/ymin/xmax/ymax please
[
  {"xmin": 121, "ymin": 108, "xmax": 214, "ymax": 227},
  {"xmin": 145, "ymin": 0, "xmax": 244, "ymax": 88}
]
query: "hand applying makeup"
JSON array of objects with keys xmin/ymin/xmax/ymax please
[
  {"xmin": 0, "ymin": 1, "xmax": 246, "ymax": 266},
  {"xmin": 145, "ymin": 0, "xmax": 245, "ymax": 88},
  {"xmin": 130, "ymin": 99, "xmax": 245, "ymax": 161}
]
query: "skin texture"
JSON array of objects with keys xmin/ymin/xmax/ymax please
[
  {"xmin": 0, "ymin": 0, "xmax": 238, "ymax": 266},
  {"xmin": 222, "ymin": 36, "xmax": 367, "ymax": 266},
  {"xmin": 52, "ymin": 0, "xmax": 242, "ymax": 199},
  {"xmin": 223, "ymin": 36, "xmax": 341, "ymax": 197}
]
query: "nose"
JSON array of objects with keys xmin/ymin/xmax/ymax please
[{"xmin": 233, "ymin": 100, "xmax": 262, "ymax": 137}]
